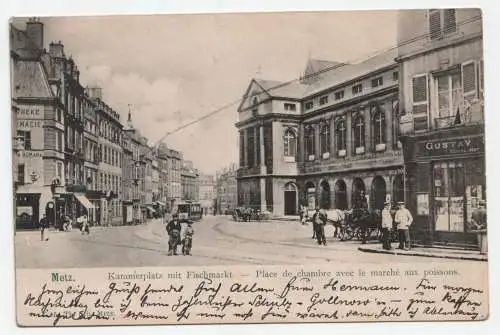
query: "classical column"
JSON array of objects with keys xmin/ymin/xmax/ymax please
[
  {"xmin": 259, "ymin": 125, "xmax": 267, "ymax": 212},
  {"xmin": 364, "ymin": 106, "xmax": 371, "ymax": 153},
  {"xmin": 254, "ymin": 126, "xmax": 259, "ymax": 167},
  {"xmin": 243, "ymin": 128, "xmax": 248, "ymax": 168},
  {"xmin": 259, "ymin": 125, "xmax": 266, "ymax": 173},
  {"xmin": 298, "ymin": 123, "xmax": 305, "ymax": 163},
  {"xmin": 346, "ymin": 112, "xmax": 352, "ymax": 158},
  {"xmin": 385, "ymin": 100, "xmax": 393, "ymax": 150},
  {"xmin": 330, "ymin": 117, "xmax": 336, "ymax": 156},
  {"xmin": 314, "ymin": 123, "xmax": 320, "ymax": 158}
]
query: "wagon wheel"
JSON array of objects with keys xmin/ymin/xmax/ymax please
[
  {"xmin": 340, "ymin": 224, "xmax": 355, "ymax": 241},
  {"xmin": 355, "ymin": 227, "xmax": 365, "ymax": 240}
]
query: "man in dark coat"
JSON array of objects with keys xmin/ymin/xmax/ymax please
[
  {"xmin": 312, "ymin": 208, "xmax": 327, "ymax": 246},
  {"xmin": 39, "ymin": 213, "xmax": 49, "ymax": 241},
  {"xmin": 166, "ymin": 213, "xmax": 182, "ymax": 256}
]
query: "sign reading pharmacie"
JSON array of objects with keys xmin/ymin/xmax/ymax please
[{"xmin": 416, "ymin": 135, "xmax": 484, "ymax": 157}]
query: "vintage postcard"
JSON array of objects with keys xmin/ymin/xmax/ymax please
[{"xmin": 10, "ymin": 9, "xmax": 489, "ymax": 327}]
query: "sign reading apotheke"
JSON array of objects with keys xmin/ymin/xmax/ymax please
[{"xmin": 416, "ymin": 135, "xmax": 484, "ymax": 157}]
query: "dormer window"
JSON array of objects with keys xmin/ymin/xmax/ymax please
[
  {"xmin": 352, "ymin": 84, "xmax": 363, "ymax": 95},
  {"xmin": 305, "ymin": 101, "xmax": 314, "ymax": 110},
  {"xmin": 319, "ymin": 95, "xmax": 329, "ymax": 105},
  {"xmin": 371, "ymin": 77, "xmax": 383, "ymax": 88}
]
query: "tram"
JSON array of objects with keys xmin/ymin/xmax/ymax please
[{"xmin": 177, "ymin": 201, "xmax": 203, "ymax": 222}]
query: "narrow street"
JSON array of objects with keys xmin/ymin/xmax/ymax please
[{"xmin": 15, "ymin": 216, "xmax": 471, "ymax": 269}]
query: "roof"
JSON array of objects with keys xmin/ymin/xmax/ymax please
[
  {"xmin": 304, "ymin": 59, "xmax": 344, "ymax": 77},
  {"xmin": 254, "ymin": 78, "xmax": 305, "ymax": 99},
  {"xmin": 244, "ymin": 49, "xmax": 397, "ymax": 103},
  {"xmin": 302, "ymin": 49, "xmax": 398, "ymax": 96},
  {"xmin": 12, "ymin": 60, "xmax": 52, "ymax": 98}
]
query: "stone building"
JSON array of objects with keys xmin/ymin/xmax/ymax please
[
  {"xmin": 11, "ymin": 20, "xmax": 92, "ymax": 229},
  {"xmin": 181, "ymin": 160, "xmax": 199, "ymax": 202},
  {"xmin": 199, "ymin": 174, "xmax": 216, "ymax": 215},
  {"xmin": 90, "ymin": 88, "xmax": 124, "ymax": 225},
  {"xmin": 236, "ymin": 52, "xmax": 404, "ymax": 216},
  {"xmin": 216, "ymin": 163, "xmax": 238, "ymax": 215},
  {"xmin": 122, "ymin": 111, "xmax": 143, "ymax": 223},
  {"xmin": 166, "ymin": 147, "xmax": 182, "ymax": 211},
  {"xmin": 397, "ymin": 9, "xmax": 484, "ymax": 247}
]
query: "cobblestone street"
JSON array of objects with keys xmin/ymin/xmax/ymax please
[{"xmin": 15, "ymin": 216, "xmax": 474, "ymax": 269}]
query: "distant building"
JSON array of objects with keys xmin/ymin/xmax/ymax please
[
  {"xmin": 166, "ymin": 147, "xmax": 182, "ymax": 210},
  {"xmin": 181, "ymin": 160, "xmax": 199, "ymax": 202},
  {"xmin": 397, "ymin": 9, "xmax": 484, "ymax": 247},
  {"xmin": 199, "ymin": 174, "xmax": 216, "ymax": 215},
  {"xmin": 216, "ymin": 163, "xmax": 238, "ymax": 214},
  {"xmin": 91, "ymin": 89, "xmax": 124, "ymax": 226}
]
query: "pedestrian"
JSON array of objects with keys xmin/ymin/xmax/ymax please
[
  {"xmin": 166, "ymin": 213, "xmax": 182, "ymax": 256},
  {"xmin": 39, "ymin": 213, "xmax": 49, "ymax": 241},
  {"xmin": 381, "ymin": 201, "xmax": 393, "ymax": 250},
  {"xmin": 182, "ymin": 220, "xmax": 195, "ymax": 256},
  {"xmin": 470, "ymin": 200, "xmax": 487, "ymax": 230},
  {"xmin": 395, "ymin": 201, "xmax": 413, "ymax": 250},
  {"xmin": 80, "ymin": 215, "xmax": 90, "ymax": 235},
  {"xmin": 313, "ymin": 208, "xmax": 327, "ymax": 246}
]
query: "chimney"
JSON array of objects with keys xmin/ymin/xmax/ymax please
[
  {"xmin": 26, "ymin": 17, "xmax": 44, "ymax": 50},
  {"xmin": 87, "ymin": 87, "xmax": 103, "ymax": 100},
  {"xmin": 49, "ymin": 40, "xmax": 65, "ymax": 58}
]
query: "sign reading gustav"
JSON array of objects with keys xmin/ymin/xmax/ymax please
[{"xmin": 416, "ymin": 135, "xmax": 484, "ymax": 157}]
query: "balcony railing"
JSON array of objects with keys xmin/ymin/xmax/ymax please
[{"xmin": 400, "ymin": 99, "xmax": 484, "ymax": 135}]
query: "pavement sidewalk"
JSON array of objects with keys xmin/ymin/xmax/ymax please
[{"xmin": 358, "ymin": 244, "xmax": 487, "ymax": 262}]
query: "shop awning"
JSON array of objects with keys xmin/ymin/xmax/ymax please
[
  {"xmin": 75, "ymin": 194, "xmax": 95, "ymax": 210},
  {"xmin": 146, "ymin": 206, "xmax": 156, "ymax": 213},
  {"xmin": 155, "ymin": 201, "xmax": 166, "ymax": 206}
]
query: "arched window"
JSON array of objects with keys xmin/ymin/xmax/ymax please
[
  {"xmin": 336, "ymin": 119, "xmax": 346, "ymax": 152},
  {"xmin": 283, "ymin": 128, "xmax": 297, "ymax": 158},
  {"xmin": 305, "ymin": 126, "xmax": 315, "ymax": 159},
  {"xmin": 373, "ymin": 110, "xmax": 386, "ymax": 145},
  {"xmin": 320, "ymin": 124, "xmax": 330, "ymax": 155},
  {"xmin": 353, "ymin": 114, "xmax": 365, "ymax": 149}
]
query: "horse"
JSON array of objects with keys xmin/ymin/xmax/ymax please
[
  {"xmin": 344, "ymin": 208, "xmax": 382, "ymax": 244},
  {"xmin": 310, "ymin": 208, "xmax": 347, "ymax": 239}
]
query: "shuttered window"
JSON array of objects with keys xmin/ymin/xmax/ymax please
[
  {"xmin": 413, "ymin": 76, "xmax": 427, "ymax": 103},
  {"xmin": 443, "ymin": 9, "xmax": 457, "ymax": 34},
  {"xmin": 462, "ymin": 62, "xmax": 476, "ymax": 95},
  {"xmin": 429, "ymin": 9, "xmax": 457, "ymax": 39},
  {"xmin": 429, "ymin": 9, "xmax": 442, "ymax": 39},
  {"xmin": 412, "ymin": 74, "xmax": 428, "ymax": 131}
]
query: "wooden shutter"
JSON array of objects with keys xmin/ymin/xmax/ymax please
[
  {"xmin": 412, "ymin": 74, "xmax": 429, "ymax": 131},
  {"xmin": 429, "ymin": 9, "xmax": 442, "ymax": 39},
  {"xmin": 412, "ymin": 75, "xmax": 428, "ymax": 103},
  {"xmin": 443, "ymin": 9, "xmax": 457, "ymax": 34},
  {"xmin": 478, "ymin": 60, "xmax": 484, "ymax": 95},
  {"xmin": 462, "ymin": 61, "xmax": 477, "ymax": 102}
]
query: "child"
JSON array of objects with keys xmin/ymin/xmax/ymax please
[{"xmin": 182, "ymin": 220, "xmax": 195, "ymax": 256}]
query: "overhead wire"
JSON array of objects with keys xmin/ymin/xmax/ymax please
[{"xmin": 127, "ymin": 13, "xmax": 482, "ymax": 155}]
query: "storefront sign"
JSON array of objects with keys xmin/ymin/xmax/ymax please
[
  {"xmin": 17, "ymin": 106, "xmax": 43, "ymax": 118},
  {"xmin": 417, "ymin": 136, "xmax": 484, "ymax": 157},
  {"xmin": 17, "ymin": 120, "xmax": 44, "ymax": 129},
  {"xmin": 18, "ymin": 151, "xmax": 43, "ymax": 159}
]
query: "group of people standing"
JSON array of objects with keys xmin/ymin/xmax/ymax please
[
  {"xmin": 381, "ymin": 200, "xmax": 413, "ymax": 250},
  {"xmin": 165, "ymin": 213, "xmax": 195, "ymax": 256}
]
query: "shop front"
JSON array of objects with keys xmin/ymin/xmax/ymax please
[{"xmin": 402, "ymin": 125, "xmax": 485, "ymax": 248}]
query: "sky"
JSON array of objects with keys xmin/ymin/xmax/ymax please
[{"xmin": 15, "ymin": 11, "xmax": 398, "ymax": 174}]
